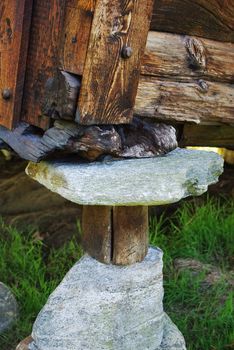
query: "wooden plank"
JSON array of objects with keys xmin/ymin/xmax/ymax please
[
  {"xmin": 151, "ymin": 0, "xmax": 234, "ymax": 43},
  {"xmin": 82, "ymin": 205, "xmax": 112, "ymax": 264},
  {"xmin": 21, "ymin": 0, "xmax": 66, "ymax": 129},
  {"xmin": 59, "ymin": 0, "xmax": 94, "ymax": 75},
  {"xmin": 0, "ymin": 0, "xmax": 33, "ymax": 129},
  {"xmin": 181, "ymin": 124, "xmax": 234, "ymax": 148},
  {"xmin": 0, "ymin": 117, "xmax": 177, "ymax": 162},
  {"xmin": 112, "ymin": 206, "xmax": 148, "ymax": 265},
  {"xmin": 77, "ymin": 0, "xmax": 154, "ymax": 125},
  {"xmin": 142, "ymin": 32, "xmax": 234, "ymax": 83},
  {"xmin": 135, "ymin": 77, "xmax": 234, "ymax": 125}
]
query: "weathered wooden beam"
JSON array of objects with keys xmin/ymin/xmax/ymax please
[
  {"xmin": 112, "ymin": 206, "xmax": 148, "ymax": 265},
  {"xmin": 41, "ymin": 71, "xmax": 80, "ymax": 120},
  {"xmin": 0, "ymin": 0, "xmax": 33, "ymax": 129},
  {"xmin": 151, "ymin": 0, "xmax": 234, "ymax": 43},
  {"xmin": 180, "ymin": 124, "xmax": 234, "ymax": 148},
  {"xmin": 77, "ymin": 0, "xmax": 154, "ymax": 125},
  {"xmin": 59, "ymin": 0, "xmax": 94, "ymax": 75},
  {"xmin": 0, "ymin": 118, "xmax": 177, "ymax": 162},
  {"xmin": 21, "ymin": 0, "xmax": 66, "ymax": 130},
  {"xmin": 142, "ymin": 31, "xmax": 234, "ymax": 83},
  {"xmin": 135, "ymin": 77, "xmax": 234, "ymax": 125},
  {"xmin": 82, "ymin": 206, "xmax": 112, "ymax": 264}
]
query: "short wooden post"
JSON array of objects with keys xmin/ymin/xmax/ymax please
[
  {"xmin": 112, "ymin": 206, "xmax": 148, "ymax": 265},
  {"xmin": 82, "ymin": 206, "xmax": 112, "ymax": 264},
  {"xmin": 82, "ymin": 205, "xmax": 148, "ymax": 265}
]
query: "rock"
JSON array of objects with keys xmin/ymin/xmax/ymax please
[
  {"xmin": 158, "ymin": 314, "xmax": 186, "ymax": 350},
  {"xmin": 0, "ymin": 282, "xmax": 18, "ymax": 334},
  {"xmin": 28, "ymin": 248, "xmax": 186, "ymax": 350},
  {"xmin": 26, "ymin": 148, "xmax": 223, "ymax": 206}
]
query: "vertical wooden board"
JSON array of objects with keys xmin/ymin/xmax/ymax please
[
  {"xmin": 0, "ymin": 0, "xmax": 33, "ymax": 129},
  {"xmin": 21, "ymin": 0, "xmax": 66, "ymax": 130},
  {"xmin": 112, "ymin": 206, "xmax": 148, "ymax": 265},
  {"xmin": 82, "ymin": 205, "xmax": 112, "ymax": 263},
  {"xmin": 77, "ymin": 0, "xmax": 154, "ymax": 125},
  {"xmin": 60, "ymin": 0, "xmax": 94, "ymax": 76}
]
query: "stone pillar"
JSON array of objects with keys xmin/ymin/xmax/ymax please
[{"xmin": 19, "ymin": 149, "xmax": 223, "ymax": 350}]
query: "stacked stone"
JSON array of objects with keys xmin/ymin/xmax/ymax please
[{"xmin": 20, "ymin": 148, "xmax": 223, "ymax": 350}]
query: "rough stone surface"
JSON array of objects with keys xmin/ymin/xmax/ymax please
[
  {"xmin": 0, "ymin": 282, "xmax": 18, "ymax": 334},
  {"xmin": 30, "ymin": 248, "xmax": 164, "ymax": 350},
  {"xmin": 26, "ymin": 148, "xmax": 223, "ymax": 206},
  {"xmin": 28, "ymin": 248, "xmax": 186, "ymax": 350},
  {"xmin": 158, "ymin": 314, "xmax": 186, "ymax": 350}
]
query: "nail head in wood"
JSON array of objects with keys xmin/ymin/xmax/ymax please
[
  {"xmin": 2, "ymin": 89, "xmax": 12, "ymax": 100},
  {"xmin": 121, "ymin": 45, "xmax": 133, "ymax": 59}
]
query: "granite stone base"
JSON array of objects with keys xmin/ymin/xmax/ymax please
[{"xmin": 24, "ymin": 248, "xmax": 186, "ymax": 350}]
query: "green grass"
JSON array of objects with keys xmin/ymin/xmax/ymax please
[
  {"xmin": 0, "ymin": 219, "xmax": 83, "ymax": 349},
  {"xmin": 150, "ymin": 198, "xmax": 234, "ymax": 350},
  {"xmin": 0, "ymin": 198, "xmax": 233, "ymax": 349}
]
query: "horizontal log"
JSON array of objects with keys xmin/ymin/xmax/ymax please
[
  {"xmin": 151, "ymin": 0, "xmax": 234, "ymax": 42},
  {"xmin": 135, "ymin": 77, "xmax": 234, "ymax": 125},
  {"xmin": 180, "ymin": 124, "xmax": 234, "ymax": 148},
  {"xmin": 142, "ymin": 32, "xmax": 234, "ymax": 83}
]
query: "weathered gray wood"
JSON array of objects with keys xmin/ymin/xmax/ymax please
[
  {"xmin": 112, "ymin": 206, "xmax": 148, "ymax": 265},
  {"xmin": 82, "ymin": 206, "xmax": 112, "ymax": 264},
  {"xmin": 142, "ymin": 32, "xmax": 234, "ymax": 83},
  {"xmin": 135, "ymin": 77, "xmax": 234, "ymax": 125},
  {"xmin": 42, "ymin": 71, "xmax": 81, "ymax": 120},
  {"xmin": 0, "ymin": 118, "xmax": 177, "ymax": 162}
]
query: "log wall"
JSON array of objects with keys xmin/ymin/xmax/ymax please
[
  {"xmin": 135, "ymin": 31, "xmax": 234, "ymax": 126},
  {"xmin": 151, "ymin": 0, "xmax": 234, "ymax": 42}
]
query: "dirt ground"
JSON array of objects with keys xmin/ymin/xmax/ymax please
[
  {"xmin": 0, "ymin": 155, "xmax": 81, "ymax": 248},
  {"xmin": 0, "ymin": 154, "xmax": 233, "ymax": 248}
]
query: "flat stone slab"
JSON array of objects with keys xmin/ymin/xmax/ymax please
[
  {"xmin": 28, "ymin": 248, "xmax": 186, "ymax": 350},
  {"xmin": 26, "ymin": 148, "xmax": 223, "ymax": 206}
]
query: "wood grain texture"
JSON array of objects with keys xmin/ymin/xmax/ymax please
[
  {"xmin": 41, "ymin": 71, "xmax": 80, "ymax": 120},
  {"xmin": 77, "ymin": 0, "xmax": 154, "ymax": 125},
  {"xmin": 151, "ymin": 0, "xmax": 234, "ymax": 42},
  {"xmin": 181, "ymin": 124, "xmax": 234, "ymax": 148},
  {"xmin": 60, "ymin": 0, "xmax": 94, "ymax": 75},
  {"xmin": 0, "ymin": 0, "xmax": 33, "ymax": 129},
  {"xmin": 135, "ymin": 76, "xmax": 234, "ymax": 125},
  {"xmin": 82, "ymin": 205, "xmax": 112, "ymax": 264},
  {"xmin": 112, "ymin": 206, "xmax": 148, "ymax": 265},
  {"xmin": 142, "ymin": 31, "xmax": 234, "ymax": 83},
  {"xmin": 0, "ymin": 118, "xmax": 177, "ymax": 162},
  {"xmin": 21, "ymin": 0, "xmax": 66, "ymax": 129}
]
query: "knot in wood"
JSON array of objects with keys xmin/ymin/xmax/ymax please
[{"xmin": 185, "ymin": 37, "xmax": 206, "ymax": 70}]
